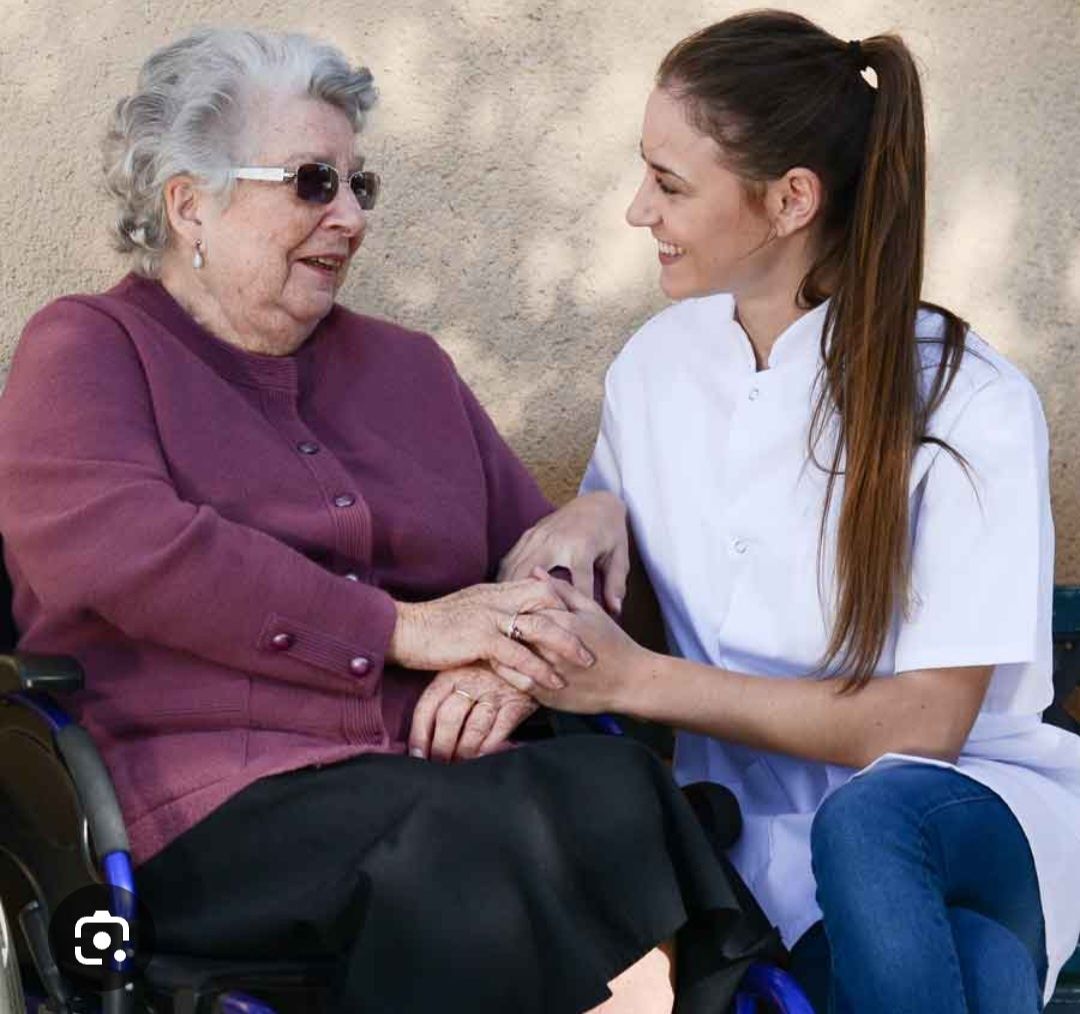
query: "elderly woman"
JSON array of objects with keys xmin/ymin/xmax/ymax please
[{"xmin": 0, "ymin": 28, "xmax": 762, "ymax": 1014}]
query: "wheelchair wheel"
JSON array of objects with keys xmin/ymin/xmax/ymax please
[{"xmin": 0, "ymin": 897, "xmax": 24, "ymax": 1014}]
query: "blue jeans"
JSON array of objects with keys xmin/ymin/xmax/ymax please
[{"xmin": 788, "ymin": 764, "xmax": 1046, "ymax": 1013}]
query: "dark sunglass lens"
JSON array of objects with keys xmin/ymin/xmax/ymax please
[
  {"xmin": 350, "ymin": 171, "xmax": 380, "ymax": 210},
  {"xmin": 295, "ymin": 163, "xmax": 338, "ymax": 204}
]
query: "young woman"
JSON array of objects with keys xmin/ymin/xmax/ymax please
[{"xmin": 498, "ymin": 11, "xmax": 1080, "ymax": 1012}]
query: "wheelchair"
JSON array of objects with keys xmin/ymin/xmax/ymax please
[{"xmin": 0, "ymin": 549, "xmax": 816, "ymax": 1014}]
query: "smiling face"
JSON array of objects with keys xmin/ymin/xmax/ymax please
[
  {"xmin": 626, "ymin": 87, "xmax": 777, "ymax": 301},
  {"xmin": 179, "ymin": 93, "xmax": 368, "ymax": 354}
]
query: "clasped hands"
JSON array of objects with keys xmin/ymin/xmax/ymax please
[{"xmin": 399, "ymin": 492, "xmax": 645, "ymax": 761}]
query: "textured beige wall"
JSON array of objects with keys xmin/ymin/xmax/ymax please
[{"xmin": 2, "ymin": 0, "xmax": 1078, "ymax": 578}]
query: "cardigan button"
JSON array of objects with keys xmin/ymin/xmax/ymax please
[
  {"xmin": 297, "ymin": 440, "xmax": 320, "ymax": 455},
  {"xmin": 349, "ymin": 656, "xmax": 371, "ymax": 675},
  {"xmin": 270, "ymin": 632, "xmax": 295, "ymax": 650},
  {"xmin": 333, "ymin": 493, "xmax": 356, "ymax": 508}
]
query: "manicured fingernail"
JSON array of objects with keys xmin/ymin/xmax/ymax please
[
  {"xmin": 552, "ymin": 674, "xmax": 567, "ymax": 689},
  {"xmin": 410, "ymin": 748, "xmax": 425, "ymax": 758},
  {"xmin": 614, "ymin": 597, "xmax": 624, "ymax": 615},
  {"xmin": 580, "ymin": 650, "xmax": 595, "ymax": 667}
]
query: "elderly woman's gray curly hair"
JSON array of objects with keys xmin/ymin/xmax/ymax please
[{"xmin": 103, "ymin": 27, "xmax": 377, "ymax": 277}]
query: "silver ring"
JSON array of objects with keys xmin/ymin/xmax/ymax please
[
  {"xmin": 452, "ymin": 688, "xmax": 475, "ymax": 703},
  {"xmin": 505, "ymin": 610, "xmax": 524, "ymax": 642}
]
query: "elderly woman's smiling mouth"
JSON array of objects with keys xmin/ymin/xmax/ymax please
[
  {"xmin": 292, "ymin": 248, "xmax": 352, "ymax": 295},
  {"xmin": 297, "ymin": 253, "xmax": 347, "ymax": 275}
]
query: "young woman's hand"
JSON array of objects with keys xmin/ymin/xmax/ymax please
[
  {"xmin": 388, "ymin": 579, "xmax": 595, "ymax": 692},
  {"xmin": 408, "ymin": 666, "xmax": 539, "ymax": 763},
  {"xmin": 523, "ymin": 570, "xmax": 655, "ymax": 715},
  {"xmin": 497, "ymin": 492, "xmax": 630, "ymax": 614}
]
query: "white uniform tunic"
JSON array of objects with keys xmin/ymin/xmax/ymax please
[{"xmin": 581, "ymin": 294, "xmax": 1080, "ymax": 1002}]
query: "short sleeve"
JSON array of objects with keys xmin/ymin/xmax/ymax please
[
  {"xmin": 580, "ymin": 369, "xmax": 624, "ymax": 498},
  {"xmin": 893, "ymin": 373, "xmax": 1053, "ymax": 673}
]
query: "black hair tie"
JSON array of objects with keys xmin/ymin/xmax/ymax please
[{"xmin": 846, "ymin": 39, "xmax": 868, "ymax": 70}]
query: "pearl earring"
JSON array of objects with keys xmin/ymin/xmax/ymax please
[{"xmin": 193, "ymin": 240, "xmax": 205, "ymax": 270}]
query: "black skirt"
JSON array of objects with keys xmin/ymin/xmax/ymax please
[{"xmin": 137, "ymin": 735, "xmax": 776, "ymax": 1013}]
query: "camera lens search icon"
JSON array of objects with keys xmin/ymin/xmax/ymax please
[
  {"xmin": 49, "ymin": 884, "xmax": 155, "ymax": 992},
  {"xmin": 74, "ymin": 909, "xmax": 130, "ymax": 967}
]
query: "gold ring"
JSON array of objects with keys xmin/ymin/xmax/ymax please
[{"xmin": 452, "ymin": 688, "xmax": 475, "ymax": 703}]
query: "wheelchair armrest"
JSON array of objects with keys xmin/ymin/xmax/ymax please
[
  {"xmin": 0, "ymin": 652, "xmax": 84, "ymax": 694},
  {"xmin": 55, "ymin": 724, "xmax": 130, "ymax": 858},
  {"xmin": 1, "ymin": 661, "xmax": 128, "ymax": 859}
]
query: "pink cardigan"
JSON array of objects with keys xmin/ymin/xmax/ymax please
[{"xmin": 0, "ymin": 275, "xmax": 551, "ymax": 864}]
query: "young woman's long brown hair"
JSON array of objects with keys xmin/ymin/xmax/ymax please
[{"xmin": 658, "ymin": 11, "xmax": 969, "ymax": 690}]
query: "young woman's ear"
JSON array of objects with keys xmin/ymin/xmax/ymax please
[{"xmin": 765, "ymin": 167, "xmax": 824, "ymax": 238}]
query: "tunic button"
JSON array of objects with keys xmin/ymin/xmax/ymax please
[
  {"xmin": 344, "ymin": 572, "xmax": 361, "ymax": 582},
  {"xmin": 333, "ymin": 493, "xmax": 356, "ymax": 508},
  {"xmin": 270, "ymin": 632, "xmax": 295, "ymax": 650},
  {"xmin": 297, "ymin": 440, "xmax": 320, "ymax": 455},
  {"xmin": 748, "ymin": 387, "xmax": 760, "ymax": 401},
  {"xmin": 349, "ymin": 656, "xmax": 371, "ymax": 675},
  {"xmin": 732, "ymin": 538, "xmax": 748, "ymax": 555}
]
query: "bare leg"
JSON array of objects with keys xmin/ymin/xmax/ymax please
[{"xmin": 588, "ymin": 938, "xmax": 676, "ymax": 1014}]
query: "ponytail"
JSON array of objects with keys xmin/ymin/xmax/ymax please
[{"xmin": 659, "ymin": 14, "xmax": 969, "ymax": 690}]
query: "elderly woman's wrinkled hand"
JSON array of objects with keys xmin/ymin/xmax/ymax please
[
  {"xmin": 497, "ymin": 492, "xmax": 630, "ymax": 615},
  {"xmin": 408, "ymin": 666, "xmax": 539, "ymax": 762},
  {"xmin": 388, "ymin": 579, "xmax": 595, "ymax": 692}
]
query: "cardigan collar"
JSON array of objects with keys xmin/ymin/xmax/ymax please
[{"xmin": 114, "ymin": 273, "xmax": 328, "ymax": 393}]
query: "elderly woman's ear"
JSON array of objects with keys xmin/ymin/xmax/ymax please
[{"xmin": 161, "ymin": 175, "xmax": 205, "ymax": 258}]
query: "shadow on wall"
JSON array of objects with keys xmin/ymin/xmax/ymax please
[{"xmin": 1, "ymin": 0, "xmax": 1078, "ymax": 573}]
